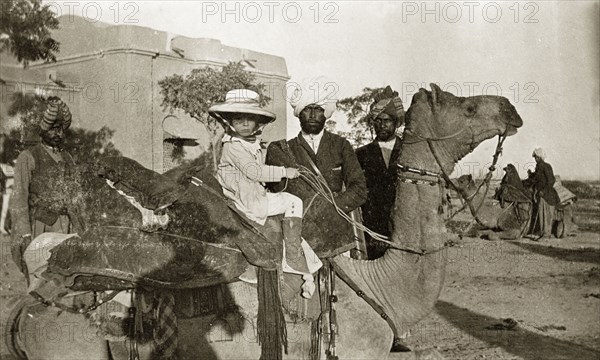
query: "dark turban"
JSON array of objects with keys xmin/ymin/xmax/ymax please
[
  {"xmin": 367, "ymin": 86, "xmax": 405, "ymax": 127},
  {"xmin": 41, "ymin": 97, "xmax": 72, "ymax": 131}
]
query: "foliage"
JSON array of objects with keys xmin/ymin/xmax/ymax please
[
  {"xmin": 324, "ymin": 119, "xmax": 372, "ymax": 149},
  {"xmin": 562, "ymin": 180, "xmax": 600, "ymax": 200},
  {"xmin": 335, "ymin": 86, "xmax": 403, "ymax": 148},
  {"xmin": 6, "ymin": 92, "xmax": 45, "ymax": 147},
  {"xmin": 0, "ymin": 130, "xmax": 24, "ymax": 165},
  {"xmin": 64, "ymin": 126, "xmax": 122, "ymax": 163},
  {"xmin": 0, "ymin": 0, "xmax": 60, "ymax": 67},
  {"xmin": 158, "ymin": 61, "xmax": 271, "ymax": 169},
  {"xmin": 159, "ymin": 62, "xmax": 271, "ymax": 129}
]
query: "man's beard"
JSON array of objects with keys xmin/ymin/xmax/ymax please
[
  {"xmin": 41, "ymin": 134, "xmax": 65, "ymax": 148},
  {"xmin": 376, "ymin": 130, "xmax": 395, "ymax": 141},
  {"xmin": 300, "ymin": 121, "xmax": 325, "ymax": 135}
]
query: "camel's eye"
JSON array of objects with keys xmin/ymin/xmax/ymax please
[{"xmin": 464, "ymin": 104, "xmax": 477, "ymax": 117}]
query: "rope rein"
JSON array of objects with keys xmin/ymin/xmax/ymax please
[
  {"xmin": 432, "ymin": 133, "xmax": 507, "ymax": 227},
  {"xmin": 298, "ymin": 167, "xmax": 448, "ymax": 256},
  {"xmin": 297, "ymin": 126, "xmax": 507, "ymax": 254}
]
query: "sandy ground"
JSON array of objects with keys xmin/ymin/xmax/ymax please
[
  {"xmin": 404, "ymin": 233, "xmax": 600, "ymax": 359},
  {"xmin": 0, "ymin": 209, "xmax": 598, "ymax": 359}
]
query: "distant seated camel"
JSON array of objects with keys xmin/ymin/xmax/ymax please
[{"xmin": 453, "ymin": 168, "xmax": 531, "ymax": 240}]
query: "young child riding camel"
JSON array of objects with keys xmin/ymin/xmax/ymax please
[{"xmin": 210, "ymin": 89, "xmax": 321, "ymax": 298}]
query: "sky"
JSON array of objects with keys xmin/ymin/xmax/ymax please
[{"xmin": 45, "ymin": 1, "xmax": 599, "ymax": 180}]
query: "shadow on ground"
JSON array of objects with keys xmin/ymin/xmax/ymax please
[
  {"xmin": 510, "ymin": 241, "xmax": 600, "ymax": 265},
  {"xmin": 436, "ymin": 301, "xmax": 600, "ymax": 360}
]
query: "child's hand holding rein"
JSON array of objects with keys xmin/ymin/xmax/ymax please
[{"xmin": 285, "ymin": 168, "xmax": 300, "ymax": 179}]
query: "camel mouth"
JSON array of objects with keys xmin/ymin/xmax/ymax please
[{"xmin": 505, "ymin": 124, "xmax": 518, "ymax": 136}]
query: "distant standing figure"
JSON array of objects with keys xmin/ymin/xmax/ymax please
[
  {"xmin": 524, "ymin": 148, "xmax": 560, "ymax": 239},
  {"xmin": 355, "ymin": 86, "xmax": 405, "ymax": 259},
  {"xmin": 9, "ymin": 97, "xmax": 76, "ymax": 274}
]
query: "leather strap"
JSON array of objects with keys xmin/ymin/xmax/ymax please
[
  {"xmin": 329, "ymin": 259, "xmax": 399, "ymax": 338},
  {"xmin": 297, "ymin": 144, "xmax": 324, "ymax": 179}
]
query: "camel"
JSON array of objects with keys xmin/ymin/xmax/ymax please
[
  {"xmin": 453, "ymin": 174, "xmax": 531, "ymax": 240},
  {"xmin": 313, "ymin": 84, "xmax": 522, "ymax": 359},
  {"xmin": 5, "ymin": 84, "xmax": 523, "ymax": 360},
  {"xmin": 178, "ymin": 83, "xmax": 522, "ymax": 360}
]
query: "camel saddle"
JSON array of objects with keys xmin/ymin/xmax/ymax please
[{"xmin": 44, "ymin": 156, "xmax": 355, "ymax": 291}]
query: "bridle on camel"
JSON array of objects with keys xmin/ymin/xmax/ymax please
[
  {"xmin": 298, "ymin": 119, "xmax": 508, "ymax": 255},
  {"xmin": 401, "ymin": 119, "xmax": 510, "ymax": 231}
]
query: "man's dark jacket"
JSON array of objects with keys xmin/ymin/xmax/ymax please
[
  {"xmin": 266, "ymin": 131, "xmax": 367, "ymax": 213},
  {"xmin": 524, "ymin": 160, "xmax": 560, "ymax": 206},
  {"xmin": 355, "ymin": 137, "xmax": 402, "ymax": 238}
]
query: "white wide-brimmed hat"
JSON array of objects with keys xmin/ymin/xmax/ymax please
[{"xmin": 208, "ymin": 89, "xmax": 275, "ymax": 124}]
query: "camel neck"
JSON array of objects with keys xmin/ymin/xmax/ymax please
[
  {"xmin": 466, "ymin": 185, "xmax": 487, "ymax": 210},
  {"xmin": 398, "ymin": 141, "xmax": 440, "ymax": 174},
  {"xmin": 390, "ymin": 181, "xmax": 446, "ymax": 251},
  {"xmin": 332, "ymin": 177, "xmax": 448, "ymax": 329}
]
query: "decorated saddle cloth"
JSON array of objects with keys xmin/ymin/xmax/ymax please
[{"xmin": 44, "ymin": 156, "xmax": 355, "ymax": 291}]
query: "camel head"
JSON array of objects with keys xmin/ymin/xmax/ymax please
[
  {"xmin": 402, "ymin": 83, "xmax": 523, "ymax": 174},
  {"xmin": 453, "ymin": 174, "xmax": 477, "ymax": 196}
]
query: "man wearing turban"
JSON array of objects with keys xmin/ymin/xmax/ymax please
[
  {"xmin": 355, "ymin": 86, "xmax": 413, "ymax": 353},
  {"xmin": 355, "ymin": 86, "xmax": 405, "ymax": 260},
  {"xmin": 266, "ymin": 77, "xmax": 368, "ymax": 252},
  {"xmin": 9, "ymin": 96, "xmax": 76, "ymax": 274},
  {"xmin": 524, "ymin": 147, "xmax": 560, "ymax": 239}
]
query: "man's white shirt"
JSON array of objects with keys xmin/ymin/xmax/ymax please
[
  {"xmin": 377, "ymin": 137, "xmax": 397, "ymax": 168},
  {"xmin": 301, "ymin": 130, "xmax": 324, "ymax": 154}
]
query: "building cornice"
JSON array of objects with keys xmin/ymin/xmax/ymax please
[
  {"xmin": 5, "ymin": 48, "xmax": 290, "ymax": 81},
  {"xmin": 0, "ymin": 78, "xmax": 81, "ymax": 92}
]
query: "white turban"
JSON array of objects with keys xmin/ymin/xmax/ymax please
[
  {"xmin": 532, "ymin": 147, "xmax": 545, "ymax": 160},
  {"xmin": 289, "ymin": 76, "xmax": 338, "ymax": 119}
]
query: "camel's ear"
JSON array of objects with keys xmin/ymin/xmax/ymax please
[
  {"xmin": 468, "ymin": 174, "xmax": 473, "ymax": 181},
  {"xmin": 429, "ymin": 83, "xmax": 442, "ymax": 113}
]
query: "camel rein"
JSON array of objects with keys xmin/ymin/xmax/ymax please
[
  {"xmin": 287, "ymin": 127, "xmax": 505, "ymax": 255},
  {"xmin": 288, "ymin": 142, "xmax": 437, "ymax": 256},
  {"xmin": 435, "ymin": 132, "xmax": 508, "ymax": 227},
  {"xmin": 395, "ymin": 126, "xmax": 508, "ymax": 232},
  {"xmin": 305, "ymin": 132, "xmax": 505, "ymax": 255},
  {"xmin": 299, "ymin": 167, "xmax": 448, "ymax": 256}
]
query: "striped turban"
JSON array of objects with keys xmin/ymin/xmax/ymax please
[
  {"xmin": 367, "ymin": 86, "xmax": 405, "ymax": 127},
  {"xmin": 40, "ymin": 97, "xmax": 72, "ymax": 131}
]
